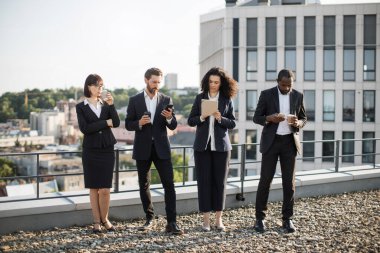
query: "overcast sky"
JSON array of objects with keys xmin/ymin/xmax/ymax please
[{"xmin": 0, "ymin": 0, "xmax": 378, "ymax": 95}]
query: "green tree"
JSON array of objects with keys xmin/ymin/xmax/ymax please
[
  {"xmin": 0, "ymin": 158, "xmax": 17, "ymax": 179},
  {"xmin": 14, "ymin": 138, "xmax": 21, "ymax": 147},
  {"xmin": 182, "ymin": 104, "xmax": 193, "ymax": 118},
  {"xmin": 112, "ymin": 88, "xmax": 129, "ymax": 109},
  {"xmin": 151, "ymin": 152, "xmax": 188, "ymax": 184}
]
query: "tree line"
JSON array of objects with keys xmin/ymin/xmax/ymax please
[{"xmin": 0, "ymin": 86, "xmax": 199, "ymax": 123}]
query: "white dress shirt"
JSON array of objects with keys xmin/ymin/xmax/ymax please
[
  {"xmin": 276, "ymin": 88, "xmax": 292, "ymax": 135},
  {"xmin": 84, "ymin": 98, "xmax": 103, "ymax": 118},
  {"xmin": 141, "ymin": 90, "xmax": 172, "ymax": 129},
  {"xmin": 144, "ymin": 90, "xmax": 158, "ymax": 124},
  {"xmin": 207, "ymin": 92, "xmax": 219, "ymax": 151}
]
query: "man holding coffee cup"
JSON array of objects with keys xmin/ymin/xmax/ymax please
[
  {"xmin": 125, "ymin": 67, "xmax": 182, "ymax": 235},
  {"xmin": 252, "ymin": 69, "xmax": 307, "ymax": 233}
]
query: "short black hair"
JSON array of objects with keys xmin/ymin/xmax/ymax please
[
  {"xmin": 144, "ymin": 67, "xmax": 163, "ymax": 80},
  {"xmin": 277, "ymin": 69, "xmax": 295, "ymax": 82},
  {"xmin": 83, "ymin": 74, "xmax": 102, "ymax": 98}
]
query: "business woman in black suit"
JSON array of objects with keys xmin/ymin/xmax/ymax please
[
  {"xmin": 253, "ymin": 69, "xmax": 307, "ymax": 233},
  {"xmin": 125, "ymin": 67, "xmax": 182, "ymax": 235},
  {"xmin": 76, "ymin": 74, "xmax": 120, "ymax": 233},
  {"xmin": 188, "ymin": 67, "xmax": 237, "ymax": 232}
]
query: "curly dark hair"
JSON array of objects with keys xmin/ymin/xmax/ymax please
[{"xmin": 200, "ymin": 67, "xmax": 238, "ymax": 99}]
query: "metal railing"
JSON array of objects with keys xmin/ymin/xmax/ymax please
[{"xmin": 0, "ymin": 138, "xmax": 378, "ymax": 203}]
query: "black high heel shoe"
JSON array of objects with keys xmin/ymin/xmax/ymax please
[
  {"xmin": 101, "ymin": 220, "xmax": 116, "ymax": 232},
  {"xmin": 93, "ymin": 222, "xmax": 102, "ymax": 233}
]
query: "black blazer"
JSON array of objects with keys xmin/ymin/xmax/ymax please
[
  {"xmin": 125, "ymin": 92, "xmax": 177, "ymax": 160},
  {"xmin": 188, "ymin": 92, "xmax": 236, "ymax": 152},
  {"xmin": 76, "ymin": 100, "xmax": 120, "ymax": 149},
  {"xmin": 253, "ymin": 86, "xmax": 307, "ymax": 155}
]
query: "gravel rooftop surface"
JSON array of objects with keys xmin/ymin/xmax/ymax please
[{"xmin": 0, "ymin": 189, "xmax": 379, "ymax": 253}]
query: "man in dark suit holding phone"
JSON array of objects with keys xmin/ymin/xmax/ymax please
[
  {"xmin": 253, "ymin": 69, "xmax": 307, "ymax": 233},
  {"xmin": 125, "ymin": 67, "xmax": 182, "ymax": 235}
]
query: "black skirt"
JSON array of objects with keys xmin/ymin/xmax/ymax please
[{"xmin": 82, "ymin": 146, "xmax": 115, "ymax": 188}]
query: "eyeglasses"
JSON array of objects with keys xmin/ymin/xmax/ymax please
[{"xmin": 91, "ymin": 83, "xmax": 104, "ymax": 89}]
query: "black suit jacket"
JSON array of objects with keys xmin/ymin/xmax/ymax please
[
  {"xmin": 125, "ymin": 92, "xmax": 177, "ymax": 160},
  {"xmin": 253, "ymin": 86, "xmax": 307, "ymax": 155},
  {"xmin": 188, "ymin": 92, "xmax": 236, "ymax": 152},
  {"xmin": 76, "ymin": 101, "xmax": 120, "ymax": 148}
]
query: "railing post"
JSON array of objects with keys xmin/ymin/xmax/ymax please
[
  {"xmin": 182, "ymin": 147, "xmax": 186, "ymax": 186},
  {"xmin": 335, "ymin": 140, "xmax": 340, "ymax": 172},
  {"xmin": 36, "ymin": 154, "xmax": 40, "ymax": 199},
  {"xmin": 114, "ymin": 149, "xmax": 119, "ymax": 193},
  {"xmin": 236, "ymin": 144, "xmax": 246, "ymax": 201}
]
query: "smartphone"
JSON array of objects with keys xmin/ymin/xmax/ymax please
[{"xmin": 165, "ymin": 104, "xmax": 174, "ymax": 111}]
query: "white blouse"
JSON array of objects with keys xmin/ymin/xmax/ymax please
[{"xmin": 84, "ymin": 98, "xmax": 103, "ymax": 118}]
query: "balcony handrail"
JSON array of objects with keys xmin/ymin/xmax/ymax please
[{"xmin": 0, "ymin": 138, "xmax": 378, "ymax": 203}]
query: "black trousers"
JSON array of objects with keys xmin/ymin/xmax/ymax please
[
  {"xmin": 194, "ymin": 143, "xmax": 230, "ymax": 212},
  {"xmin": 136, "ymin": 141, "xmax": 177, "ymax": 222},
  {"xmin": 255, "ymin": 134, "xmax": 297, "ymax": 220}
]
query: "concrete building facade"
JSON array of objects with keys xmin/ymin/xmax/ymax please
[
  {"xmin": 199, "ymin": 0, "xmax": 380, "ymax": 175},
  {"xmin": 164, "ymin": 73, "xmax": 178, "ymax": 89}
]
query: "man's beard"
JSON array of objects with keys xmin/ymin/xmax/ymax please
[{"xmin": 147, "ymin": 87, "xmax": 157, "ymax": 94}]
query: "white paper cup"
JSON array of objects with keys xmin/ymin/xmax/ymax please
[
  {"xmin": 287, "ymin": 114, "xmax": 296, "ymax": 125},
  {"xmin": 101, "ymin": 90, "xmax": 108, "ymax": 100}
]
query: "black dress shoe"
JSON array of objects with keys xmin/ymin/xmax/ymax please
[
  {"xmin": 92, "ymin": 223, "xmax": 102, "ymax": 234},
  {"xmin": 139, "ymin": 218, "xmax": 154, "ymax": 231},
  {"xmin": 282, "ymin": 219, "xmax": 296, "ymax": 233},
  {"xmin": 165, "ymin": 222, "xmax": 183, "ymax": 235},
  {"xmin": 101, "ymin": 221, "xmax": 116, "ymax": 232},
  {"xmin": 254, "ymin": 219, "xmax": 266, "ymax": 233}
]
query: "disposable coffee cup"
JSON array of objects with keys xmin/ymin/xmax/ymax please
[
  {"xmin": 287, "ymin": 114, "xmax": 296, "ymax": 125},
  {"xmin": 101, "ymin": 90, "xmax": 108, "ymax": 101}
]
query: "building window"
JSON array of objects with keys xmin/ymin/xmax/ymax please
[
  {"xmin": 246, "ymin": 130, "xmax": 257, "ymax": 160},
  {"xmin": 323, "ymin": 49, "xmax": 335, "ymax": 81},
  {"xmin": 229, "ymin": 129, "xmax": 239, "ymax": 159},
  {"xmin": 343, "ymin": 16, "xmax": 356, "ymax": 81},
  {"xmin": 285, "ymin": 17, "xmax": 296, "ymax": 73},
  {"xmin": 363, "ymin": 90, "xmax": 375, "ymax": 122},
  {"xmin": 304, "ymin": 17, "xmax": 315, "ymax": 81},
  {"xmin": 323, "ymin": 131, "xmax": 335, "ymax": 162},
  {"xmin": 304, "ymin": 49, "xmax": 315, "ymax": 81},
  {"xmin": 304, "ymin": 17, "xmax": 315, "ymax": 46},
  {"xmin": 233, "ymin": 93, "xmax": 239, "ymax": 121},
  {"xmin": 266, "ymin": 49, "xmax": 277, "ymax": 80},
  {"xmin": 363, "ymin": 48, "xmax": 376, "ymax": 81},
  {"xmin": 323, "ymin": 90, "xmax": 335, "ymax": 121},
  {"xmin": 233, "ymin": 18, "xmax": 239, "ymax": 82},
  {"xmin": 247, "ymin": 18, "xmax": 257, "ymax": 47},
  {"xmin": 362, "ymin": 132, "xmax": 375, "ymax": 163},
  {"xmin": 266, "ymin": 18, "xmax": 277, "ymax": 81},
  {"xmin": 246, "ymin": 90, "xmax": 257, "ymax": 121},
  {"xmin": 303, "ymin": 131, "xmax": 315, "ymax": 162},
  {"xmin": 247, "ymin": 18, "xmax": 257, "ymax": 81},
  {"xmin": 285, "ymin": 49, "xmax": 296, "ymax": 74},
  {"xmin": 343, "ymin": 90, "xmax": 355, "ymax": 121},
  {"xmin": 343, "ymin": 49, "xmax": 355, "ymax": 81},
  {"xmin": 323, "ymin": 16, "xmax": 335, "ymax": 81},
  {"xmin": 342, "ymin": 132, "xmax": 355, "ymax": 163},
  {"xmin": 304, "ymin": 90, "xmax": 315, "ymax": 121},
  {"xmin": 363, "ymin": 15, "xmax": 376, "ymax": 81},
  {"xmin": 364, "ymin": 15, "xmax": 376, "ymax": 45},
  {"xmin": 247, "ymin": 50, "xmax": 257, "ymax": 81}
]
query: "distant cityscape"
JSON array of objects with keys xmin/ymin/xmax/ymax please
[{"xmin": 0, "ymin": 74, "xmax": 199, "ymax": 197}]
